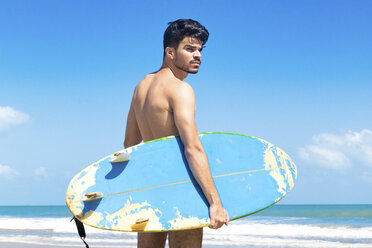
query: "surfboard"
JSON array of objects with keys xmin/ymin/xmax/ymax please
[{"xmin": 66, "ymin": 132, "xmax": 297, "ymax": 232}]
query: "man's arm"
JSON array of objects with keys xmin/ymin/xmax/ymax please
[
  {"xmin": 124, "ymin": 102, "xmax": 142, "ymax": 148},
  {"xmin": 170, "ymin": 83, "xmax": 229, "ymax": 229}
]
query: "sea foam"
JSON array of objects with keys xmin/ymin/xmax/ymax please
[{"xmin": 1, "ymin": 217, "xmax": 371, "ymax": 247}]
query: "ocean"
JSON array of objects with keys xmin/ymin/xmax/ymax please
[{"xmin": 0, "ymin": 204, "xmax": 371, "ymax": 247}]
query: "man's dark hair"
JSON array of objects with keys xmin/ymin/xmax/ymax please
[{"xmin": 163, "ymin": 19, "xmax": 209, "ymax": 55}]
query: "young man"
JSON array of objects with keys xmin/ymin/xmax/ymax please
[{"xmin": 124, "ymin": 19, "xmax": 229, "ymax": 248}]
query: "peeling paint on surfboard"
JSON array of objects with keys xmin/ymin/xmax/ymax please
[
  {"xmin": 168, "ymin": 209, "xmax": 209, "ymax": 229},
  {"xmin": 66, "ymin": 132, "xmax": 297, "ymax": 232},
  {"xmin": 102, "ymin": 199, "xmax": 163, "ymax": 231},
  {"xmin": 260, "ymin": 138, "xmax": 297, "ymax": 197}
]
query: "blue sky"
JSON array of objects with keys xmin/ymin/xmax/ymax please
[{"xmin": 0, "ymin": 0, "xmax": 371, "ymax": 205}]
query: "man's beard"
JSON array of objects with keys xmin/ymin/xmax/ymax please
[{"xmin": 174, "ymin": 58, "xmax": 199, "ymax": 74}]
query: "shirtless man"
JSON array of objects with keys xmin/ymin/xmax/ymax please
[{"xmin": 123, "ymin": 19, "xmax": 229, "ymax": 248}]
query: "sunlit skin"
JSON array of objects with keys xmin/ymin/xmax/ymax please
[
  {"xmin": 124, "ymin": 36, "xmax": 228, "ymax": 248},
  {"xmin": 163, "ymin": 37, "xmax": 203, "ymax": 80},
  {"xmin": 173, "ymin": 37, "xmax": 203, "ymax": 74}
]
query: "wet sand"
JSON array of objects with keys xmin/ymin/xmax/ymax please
[
  {"xmin": 0, "ymin": 243, "xmax": 124, "ymax": 248},
  {"xmin": 0, "ymin": 243, "xmax": 127, "ymax": 248},
  {"xmin": 0, "ymin": 242, "xmax": 239, "ymax": 248}
]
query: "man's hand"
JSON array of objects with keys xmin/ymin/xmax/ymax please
[{"xmin": 208, "ymin": 203, "xmax": 229, "ymax": 229}]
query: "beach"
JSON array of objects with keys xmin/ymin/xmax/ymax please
[
  {"xmin": 0, "ymin": 243, "xmax": 246, "ymax": 248},
  {"xmin": 0, "ymin": 205, "xmax": 371, "ymax": 248},
  {"xmin": 0, "ymin": 243, "xmax": 240, "ymax": 248}
]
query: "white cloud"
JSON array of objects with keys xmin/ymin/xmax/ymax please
[
  {"xmin": 298, "ymin": 129, "xmax": 372, "ymax": 169},
  {"xmin": 0, "ymin": 106, "xmax": 29, "ymax": 131},
  {"xmin": 34, "ymin": 167, "xmax": 48, "ymax": 178},
  {"xmin": 0, "ymin": 164, "xmax": 19, "ymax": 179}
]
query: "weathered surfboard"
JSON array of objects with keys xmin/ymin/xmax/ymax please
[{"xmin": 66, "ymin": 132, "xmax": 297, "ymax": 232}]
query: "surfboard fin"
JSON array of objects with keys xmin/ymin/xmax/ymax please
[
  {"xmin": 110, "ymin": 151, "xmax": 130, "ymax": 163},
  {"xmin": 83, "ymin": 192, "xmax": 103, "ymax": 201},
  {"xmin": 130, "ymin": 218, "xmax": 149, "ymax": 231}
]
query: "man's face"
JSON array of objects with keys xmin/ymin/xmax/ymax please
[{"xmin": 173, "ymin": 37, "xmax": 203, "ymax": 74}]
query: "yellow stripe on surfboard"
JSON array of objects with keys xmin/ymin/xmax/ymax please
[{"xmin": 68, "ymin": 167, "xmax": 272, "ymax": 201}]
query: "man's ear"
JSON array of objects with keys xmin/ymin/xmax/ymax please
[{"xmin": 165, "ymin": 47, "xmax": 175, "ymax": 60}]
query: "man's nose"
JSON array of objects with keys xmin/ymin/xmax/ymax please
[{"xmin": 194, "ymin": 50, "xmax": 201, "ymax": 59}]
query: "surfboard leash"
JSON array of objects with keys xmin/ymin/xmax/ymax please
[{"xmin": 71, "ymin": 216, "xmax": 89, "ymax": 248}]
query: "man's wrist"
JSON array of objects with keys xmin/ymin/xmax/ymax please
[{"xmin": 208, "ymin": 194, "xmax": 222, "ymax": 206}]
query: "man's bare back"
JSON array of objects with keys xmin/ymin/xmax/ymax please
[{"xmin": 130, "ymin": 70, "xmax": 187, "ymax": 142}]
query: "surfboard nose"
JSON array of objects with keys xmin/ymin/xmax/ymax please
[
  {"xmin": 277, "ymin": 146, "xmax": 297, "ymax": 189},
  {"xmin": 286, "ymin": 157, "xmax": 297, "ymax": 190}
]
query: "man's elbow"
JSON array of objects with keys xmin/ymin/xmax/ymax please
[
  {"xmin": 124, "ymin": 136, "xmax": 142, "ymax": 148},
  {"xmin": 124, "ymin": 139, "xmax": 132, "ymax": 148},
  {"xmin": 184, "ymin": 145, "xmax": 204, "ymax": 159}
]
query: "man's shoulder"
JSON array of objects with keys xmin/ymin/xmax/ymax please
[
  {"xmin": 167, "ymin": 80, "xmax": 195, "ymax": 106},
  {"xmin": 169, "ymin": 79, "xmax": 194, "ymax": 95},
  {"xmin": 135, "ymin": 71, "xmax": 194, "ymax": 98},
  {"xmin": 139, "ymin": 73, "xmax": 155, "ymax": 84},
  {"xmin": 134, "ymin": 74, "xmax": 154, "ymax": 90}
]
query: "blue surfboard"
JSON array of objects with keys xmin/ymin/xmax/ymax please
[{"xmin": 66, "ymin": 132, "xmax": 297, "ymax": 232}]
